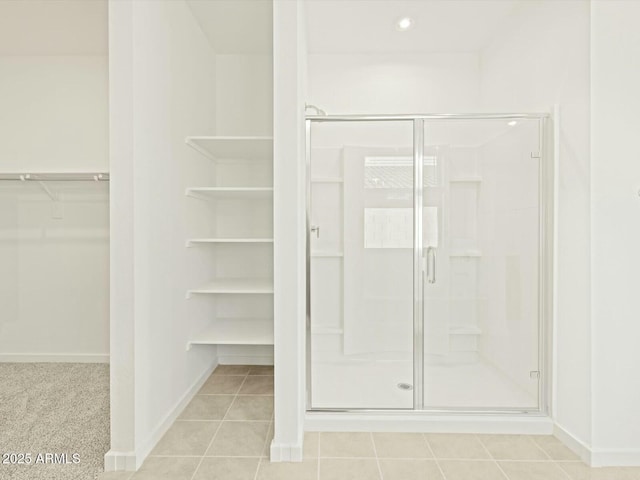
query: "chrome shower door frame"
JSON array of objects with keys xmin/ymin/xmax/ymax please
[{"xmin": 305, "ymin": 113, "xmax": 552, "ymax": 415}]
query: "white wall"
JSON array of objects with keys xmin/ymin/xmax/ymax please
[
  {"xmin": 0, "ymin": 56, "xmax": 108, "ymax": 172},
  {"xmin": 108, "ymin": 0, "xmax": 219, "ymax": 469},
  {"xmin": 0, "ymin": 51, "xmax": 109, "ymax": 360},
  {"xmin": 308, "ymin": 53, "xmax": 480, "ymax": 113},
  {"xmin": 479, "ymin": 0, "xmax": 592, "ymax": 446},
  {"xmin": 216, "ymin": 54, "xmax": 273, "ymax": 136},
  {"xmin": 590, "ymin": 0, "xmax": 640, "ymax": 465},
  {"xmin": 272, "ymin": 0, "xmax": 307, "ymax": 462}
]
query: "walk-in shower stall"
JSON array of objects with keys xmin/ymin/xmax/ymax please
[{"xmin": 306, "ymin": 114, "xmax": 552, "ymax": 415}]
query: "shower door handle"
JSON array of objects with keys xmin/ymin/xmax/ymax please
[{"xmin": 426, "ymin": 247, "xmax": 436, "ymax": 284}]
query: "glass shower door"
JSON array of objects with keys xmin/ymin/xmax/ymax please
[
  {"xmin": 422, "ymin": 118, "xmax": 543, "ymax": 411},
  {"xmin": 308, "ymin": 120, "xmax": 415, "ymax": 409}
]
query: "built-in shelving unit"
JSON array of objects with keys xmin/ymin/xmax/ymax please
[
  {"xmin": 187, "ymin": 318, "xmax": 274, "ymax": 349},
  {"xmin": 185, "ymin": 187, "xmax": 273, "ymax": 199},
  {"xmin": 185, "ymin": 136, "xmax": 274, "ymax": 349}
]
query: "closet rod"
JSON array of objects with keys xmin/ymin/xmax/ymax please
[{"xmin": 0, "ymin": 173, "xmax": 109, "ymax": 182}]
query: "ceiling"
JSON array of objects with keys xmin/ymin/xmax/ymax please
[
  {"xmin": 305, "ymin": 0, "xmax": 521, "ymax": 54},
  {"xmin": 187, "ymin": 0, "xmax": 273, "ymax": 55},
  {"xmin": 0, "ymin": 0, "xmax": 107, "ymax": 55}
]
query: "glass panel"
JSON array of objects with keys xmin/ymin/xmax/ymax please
[
  {"xmin": 422, "ymin": 118, "xmax": 541, "ymax": 410},
  {"xmin": 309, "ymin": 120, "xmax": 414, "ymax": 409}
]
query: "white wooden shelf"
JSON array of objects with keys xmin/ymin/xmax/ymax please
[
  {"xmin": 187, "ymin": 318, "xmax": 274, "ymax": 349},
  {"xmin": 311, "ymin": 177, "xmax": 343, "ymax": 183},
  {"xmin": 449, "ymin": 176, "xmax": 482, "ymax": 183},
  {"xmin": 311, "ymin": 251, "xmax": 344, "ymax": 258},
  {"xmin": 449, "ymin": 250, "xmax": 482, "ymax": 258},
  {"xmin": 187, "ymin": 278, "xmax": 274, "ymax": 297},
  {"xmin": 185, "ymin": 187, "xmax": 273, "ymax": 200},
  {"xmin": 185, "ymin": 136, "xmax": 273, "ymax": 162},
  {"xmin": 186, "ymin": 238, "xmax": 273, "ymax": 247},
  {"xmin": 449, "ymin": 324, "xmax": 482, "ymax": 335}
]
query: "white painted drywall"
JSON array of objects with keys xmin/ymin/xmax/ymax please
[
  {"xmin": 479, "ymin": 0, "xmax": 592, "ymax": 446},
  {"xmin": 0, "ymin": 53, "xmax": 109, "ymax": 360},
  {"xmin": 0, "ymin": 56, "xmax": 108, "ymax": 172},
  {"xmin": 590, "ymin": 0, "xmax": 640, "ymax": 465},
  {"xmin": 215, "ymin": 54, "xmax": 273, "ymax": 136},
  {"xmin": 307, "ymin": 53, "xmax": 480, "ymax": 114},
  {"xmin": 108, "ymin": 0, "xmax": 219, "ymax": 468},
  {"xmin": 272, "ymin": 0, "xmax": 307, "ymax": 462}
]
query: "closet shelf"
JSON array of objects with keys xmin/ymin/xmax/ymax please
[
  {"xmin": 311, "ymin": 251, "xmax": 344, "ymax": 258},
  {"xmin": 185, "ymin": 187, "xmax": 273, "ymax": 199},
  {"xmin": 449, "ymin": 176, "xmax": 482, "ymax": 183},
  {"xmin": 187, "ymin": 278, "xmax": 274, "ymax": 297},
  {"xmin": 185, "ymin": 136, "xmax": 273, "ymax": 162},
  {"xmin": 187, "ymin": 318, "xmax": 274, "ymax": 349},
  {"xmin": 311, "ymin": 177, "xmax": 343, "ymax": 183},
  {"xmin": 0, "ymin": 172, "xmax": 109, "ymax": 182},
  {"xmin": 449, "ymin": 250, "xmax": 482, "ymax": 258},
  {"xmin": 449, "ymin": 324, "xmax": 482, "ymax": 335},
  {"xmin": 186, "ymin": 238, "xmax": 273, "ymax": 246}
]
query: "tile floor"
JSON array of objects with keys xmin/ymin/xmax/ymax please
[{"xmin": 98, "ymin": 365, "xmax": 640, "ymax": 480}]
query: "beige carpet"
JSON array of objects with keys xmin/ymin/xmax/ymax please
[{"xmin": 0, "ymin": 363, "xmax": 109, "ymax": 480}]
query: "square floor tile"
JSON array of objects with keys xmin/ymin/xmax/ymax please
[
  {"xmin": 206, "ymin": 421, "xmax": 270, "ymax": 457},
  {"xmin": 131, "ymin": 457, "xmax": 200, "ymax": 480},
  {"xmin": 499, "ymin": 461, "xmax": 569, "ymax": 480},
  {"xmin": 193, "ymin": 457, "xmax": 259, "ymax": 480},
  {"xmin": 557, "ymin": 462, "xmax": 640, "ymax": 480},
  {"xmin": 319, "ymin": 458, "xmax": 381, "ymax": 480},
  {"xmin": 425, "ymin": 434, "xmax": 490, "ymax": 459},
  {"xmin": 438, "ymin": 460, "xmax": 507, "ymax": 480},
  {"xmin": 478, "ymin": 434, "xmax": 548, "ymax": 460},
  {"xmin": 200, "ymin": 375, "xmax": 246, "ymax": 394},
  {"xmin": 372, "ymin": 433, "xmax": 432, "ymax": 458},
  {"xmin": 257, "ymin": 458, "xmax": 318, "ymax": 480},
  {"xmin": 378, "ymin": 459, "xmax": 444, "ymax": 480},
  {"xmin": 179, "ymin": 395, "xmax": 234, "ymax": 420},
  {"xmin": 225, "ymin": 395, "xmax": 274, "ymax": 421},
  {"xmin": 239, "ymin": 376, "xmax": 274, "ymax": 395},
  {"xmin": 319, "ymin": 432, "xmax": 376, "ymax": 458},
  {"xmin": 151, "ymin": 421, "xmax": 219, "ymax": 456},
  {"xmin": 529, "ymin": 435, "xmax": 580, "ymax": 461},
  {"xmin": 213, "ymin": 365, "xmax": 252, "ymax": 376},
  {"xmin": 249, "ymin": 366, "xmax": 274, "ymax": 376},
  {"xmin": 304, "ymin": 432, "xmax": 320, "ymax": 459}
]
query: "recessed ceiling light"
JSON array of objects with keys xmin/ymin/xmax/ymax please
[
  {"xmin": 508, "ymin": 120, "xmax": 518, "ymax": 126},
  {"xmin": 396, "ymin": 17, "xmax": 414, "ymax": 32}
]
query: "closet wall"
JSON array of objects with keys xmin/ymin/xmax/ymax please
[
  {"xmin": 108, "ymin": 0, "xmax": 273, "ymax": 467},
  {"xmin": 0, "ymin": 1, "xmax": 109, "ymax": 361}
]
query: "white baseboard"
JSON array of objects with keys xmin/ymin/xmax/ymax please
[
  {"xmin": 306, "ymin": 412, "xmax": 554, "ymax": 434},
  {"xmin": 0, "ymin": 353, "xmax": 109, "ymax": 363},
  {"xmin": 590, "ymin": 448, "xmax": 640, "ymax": 467},
  {"xmin": 553, "ymin": 422, "xmax": 640, "ymax": 467},
  {"xmin": 104, "ymin": 450, "xmax": 137, "ymax": 471},
  {"xmin": 553, "ymin": 422, "xmax": 592, "ymax": 464},
  {"xmin": 218, "ymin": 355, "xmax": 274, "ymax": 366},
  {"xmin": 104, "ymin": 358, "xmax": 218, "ymax": 471},
  {"xmin": 270, "ymin": 440, "xmax": 303, "ymax": 462}
]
